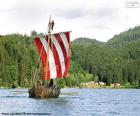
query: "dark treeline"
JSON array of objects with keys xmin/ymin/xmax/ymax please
[
  {"xmin": 0, "ymin": 32, "xmax": 93, "ymax": 88},
  {"xmin": 0, "ymin": 26, "xmax": 140, "ymax": 88},
  {"xmin": 72, "ymin": 26, "xmax": 140, "ymax": 87},
  {"xmin": 0, "ymin": 34, "xmax": 38, "ymax": 87}
]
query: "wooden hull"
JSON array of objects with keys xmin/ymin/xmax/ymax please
[{"xmin": 28, "ymin": 83, "xmax": 60, "ymax": 98}]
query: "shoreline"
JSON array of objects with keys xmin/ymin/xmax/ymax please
[
  {"xmin": 78, "ymin": 81, "xmax": 140, "ymax": 89},
  {"xmin": 0, "ymin": 81, "xmax": 140, "ymax": 89},
  {"xmin": 0, "ymin": 86, "xmax": 139, "ymax": 89}
]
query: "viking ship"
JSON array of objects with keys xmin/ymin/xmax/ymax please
[{"xmin": 29, "ymin": 17, "xmax": 71, "ymax": 98}]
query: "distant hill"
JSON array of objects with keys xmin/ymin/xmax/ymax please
[
  {"xmin": 107, "ymin": 26, "xmax": 140, "ymax": 47},
  {"xmin": 71, "ymin": 26, "xmax": 140, "ymax": 48},
  {"xmin": 72, "ymin": 37, "xmax": 104, "ymax": 46},
  {"xmin": 72, "ymin": 26, "xmax": 140, "ymax": 87}
]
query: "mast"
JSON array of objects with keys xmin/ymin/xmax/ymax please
[
  {"xmin": 33, "ymin": 16, "xmax": 54, "ymax": 83},
  {"xmin": 33, "ymin": 17, "xmax": 53, "ymax": 97},
  {"xmin": 45, "ymin": 16, "xmax": 51, "ymax": 80}
]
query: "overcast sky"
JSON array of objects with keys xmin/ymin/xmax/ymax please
[{"xmin": 0, "ymin": 0, "xmax": 140, "ymax": 42}]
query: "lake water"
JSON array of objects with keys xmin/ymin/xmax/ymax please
[{"xmin": 0, "ymin": 88, "xmax": 140, "ymax": 116}]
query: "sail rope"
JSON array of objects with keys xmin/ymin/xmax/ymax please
[{"xmin": 32, "ymin": 46, "xmax": 43, "ymax": 85}]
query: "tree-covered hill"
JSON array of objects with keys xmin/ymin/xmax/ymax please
[
  {"xmin": 0, "ymin": 33, "xmax": 93, "ymax": 88},
  {"xmin": 72, "ymin": 26, "xmax": 140, "ymax": 87},
  {"xmin": 0, "ymin": 34, "xmax": 38, "ymax": 87},
  {"xmin": 107, "ymin": 26, "xmax": 140, "ymax": 48},
  {"xmin": 73, "ymin": 37, "xmax": 105, "ymax": 46},
  {"xmin": 0, "ymin": 26, "xmax": 140, "ymax": 88}
]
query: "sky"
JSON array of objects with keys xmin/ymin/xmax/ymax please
[{"xmin": 0, "ymin": 0, "xmax": 140, "ymax": 42}]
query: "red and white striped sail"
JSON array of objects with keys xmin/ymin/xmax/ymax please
[{"xmin": 34, "ymin": 31, "xmax": 71, "ymax": 80}]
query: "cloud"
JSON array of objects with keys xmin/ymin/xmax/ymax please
[
  {"xmin": 53, "ymin": 8, "xmax": 86, "ymax": 19},
  {"xmin": 95, "ymin": 6, "xmax": 118, "ymax": 19},
  {"xmin": 0, "ymin": 0, "xmax": 140, "ymax": 42}
]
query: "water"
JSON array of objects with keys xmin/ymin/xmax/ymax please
[{"xmin": 0, "ymin": 88, "xmax": 140, "ymax": 116}]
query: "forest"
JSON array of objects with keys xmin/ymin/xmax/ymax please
[{"xmin": 0, "ymin": 26, "xmax": 140, "ymax": 88}]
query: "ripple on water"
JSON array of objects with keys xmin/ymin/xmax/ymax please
[{"xmin": 1, "ymin": 88, "xmax": 140, "ymax": 116}]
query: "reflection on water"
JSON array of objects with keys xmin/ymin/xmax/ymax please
[{"xmin": 0, "ymin": 88, "xmax": 140, "ymax": 116}]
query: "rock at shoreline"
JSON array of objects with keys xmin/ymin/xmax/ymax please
[
  {"xmin": 110, "ymin": 83, "xmax": 121, "ymax": 88},
  {"xmin": 80, "ymin": 81, "xmax": 105, "ymax": 88},
  {"xmin": 80, "ymin": 81, "xmax": 121, "ymax": 88}
]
